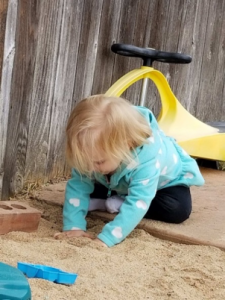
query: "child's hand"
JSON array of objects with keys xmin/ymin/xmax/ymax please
[
  {"xmin": 92, "ymin": 238, "xmax": 108, "ymax": 247},
  {"xmin": 54, "ymin": 231, "xmax": 108, "ymax": 247},
  {"xmin": 54, "ymin": 230, "xmax": 94, "ymax": 240}
]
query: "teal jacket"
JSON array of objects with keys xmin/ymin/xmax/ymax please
[{"xmin": 63, "ymin": 107, "xmax": 204, "ymax": 247}]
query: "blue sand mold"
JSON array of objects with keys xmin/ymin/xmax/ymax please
[{"xmin": 17, "ymin": 262, "xmax": 78, "ymax": 285}]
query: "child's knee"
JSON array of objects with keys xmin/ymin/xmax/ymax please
[{"xmin": 171, "ymin": 204, "xmax": 192, "ymax": 224}]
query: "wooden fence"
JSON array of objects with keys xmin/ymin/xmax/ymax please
[{"xmin": 0, "ymin": 0, "xmax": 225, "ymax": 199}]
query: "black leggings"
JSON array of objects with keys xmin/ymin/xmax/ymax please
[
  {"xmin": 144, "ymin": 185, "xmax": 192, "ymax": 223},
  {"xmin": 90, "ymin": 184, "xmax": 192, "ymax": 224}
]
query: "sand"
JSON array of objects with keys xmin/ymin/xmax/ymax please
[{"xmin": 1, "ymin": 196, "xmax": 225, "ymax": 300}]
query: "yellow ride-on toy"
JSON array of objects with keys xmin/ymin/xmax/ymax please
[{"xmin": 105, "ymin": 44, "xmax": 225, "ymax": 163}]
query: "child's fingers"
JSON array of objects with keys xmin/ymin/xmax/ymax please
[
  {"xmin": 54, "ymin": 232, "xmax": 61, "ymax": 238},
  {"xmin": 54, "ymin": 230, "xmax": 94, "ymax": 240},
  {"xmin": 82, "ymin": 231, "xmax": 95, "ymax": 239},
  {"xmin": 92, "ymin": 238, "xmax": 108, "ymax": 247},
  {"xmin": 54, "ymin": 232, "xmax": 68, "ymax": 240}
]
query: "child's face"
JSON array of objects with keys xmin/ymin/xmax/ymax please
[{"xmin": 91, "ymin": 151, "xmax": 121, "ymax": 175}]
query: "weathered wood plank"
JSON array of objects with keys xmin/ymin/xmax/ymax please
[
  {"xmin": 150, "ymin": 0, "xmax": 190, "ymax": 115},
  {"xmin": 185, "ymin": 0, "xmax": 211, "ymax": 116},
  {"xmin": 19, "ymin": 0, "xmax": 63, "ymax": 187},
  {"xmin": 126, "ymin": 0, "xmax": 170, "ymax": 113},
  {"xmin": 195, "ymin": 0, "xmax": 225, "ymax": 122},
  {"xmin": 92, "ymin": 0, "xmax": 122, "ymax": 95},
  {"xmin": 0, "ymin": 0, "xmax": 8, "ymax": 83},
  {"xmin": 72, "ymin": 0, "xmax": 104, "ymax": 104},
  {"xmin": 211, "ymin": 2, "xmax": 225, "ymax": 122},
  {"xmin": 41, "ymin": 0, "xmax": 84, "ymax": 178},
  {"xmin": 110, "ymin": 0, "xmax": 140, "ymax": 89},
  {"xmin": 0, "ymin": 0, "xmax": 17, "ymax": 198},
  {"xmin": 172, "ymin": 0, "xmax": 198, "ymax": 110},
  {"xmin": 125, "ymin": 0, "xmax": 152, "ymax": 105},
  {"xmin": 2, "ymin": 0, "xmax": 67, "ymax": 197},
  {"xmin": 162, "ymin": 0, "xmax": 196, "ymax": 110},
  {"xmin": 217, "ymin": 5, "xmax": 225, "ymax": 122},
  {"xmin": 143, "ymin": 0, "xmax": 170, "ymax": 115},
  {"xmin": 1, "ymin": 0, "xmax": 40, "ymax": 197}
]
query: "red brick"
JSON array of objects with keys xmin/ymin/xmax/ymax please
[{"xmin": 0, "ymin": 201, "xmax": 42, "ymax": 234}]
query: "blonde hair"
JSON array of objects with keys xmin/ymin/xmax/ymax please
[{"xmin": 66, "ymin": 94, "xmax": 152, "ymax": 174}]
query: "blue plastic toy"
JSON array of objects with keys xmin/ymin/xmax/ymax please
[
  {"xmin": 0, "ymin": 262, "xmax": 31, "ymax": 300},
  {"xmin": 17, "ymin": 262, "xmax": 77, "ymax": 285}
]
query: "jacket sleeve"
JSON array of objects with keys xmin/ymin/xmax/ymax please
[
  {"xmin": 97, "ymin": 158, "xmax": 160, "ymax": 247},
  {"xmin": 63, "ymin": 169, "xmax": 94, "ymax": 231}
]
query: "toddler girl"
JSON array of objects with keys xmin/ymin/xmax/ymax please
[{"xmin": 55, "ymin": 94, "xmax": 204, "ymax": 247}]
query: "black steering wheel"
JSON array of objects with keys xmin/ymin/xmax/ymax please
[{"xmin": 111, "ymin": 43, "xmax": 192, "ymax": 66}]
